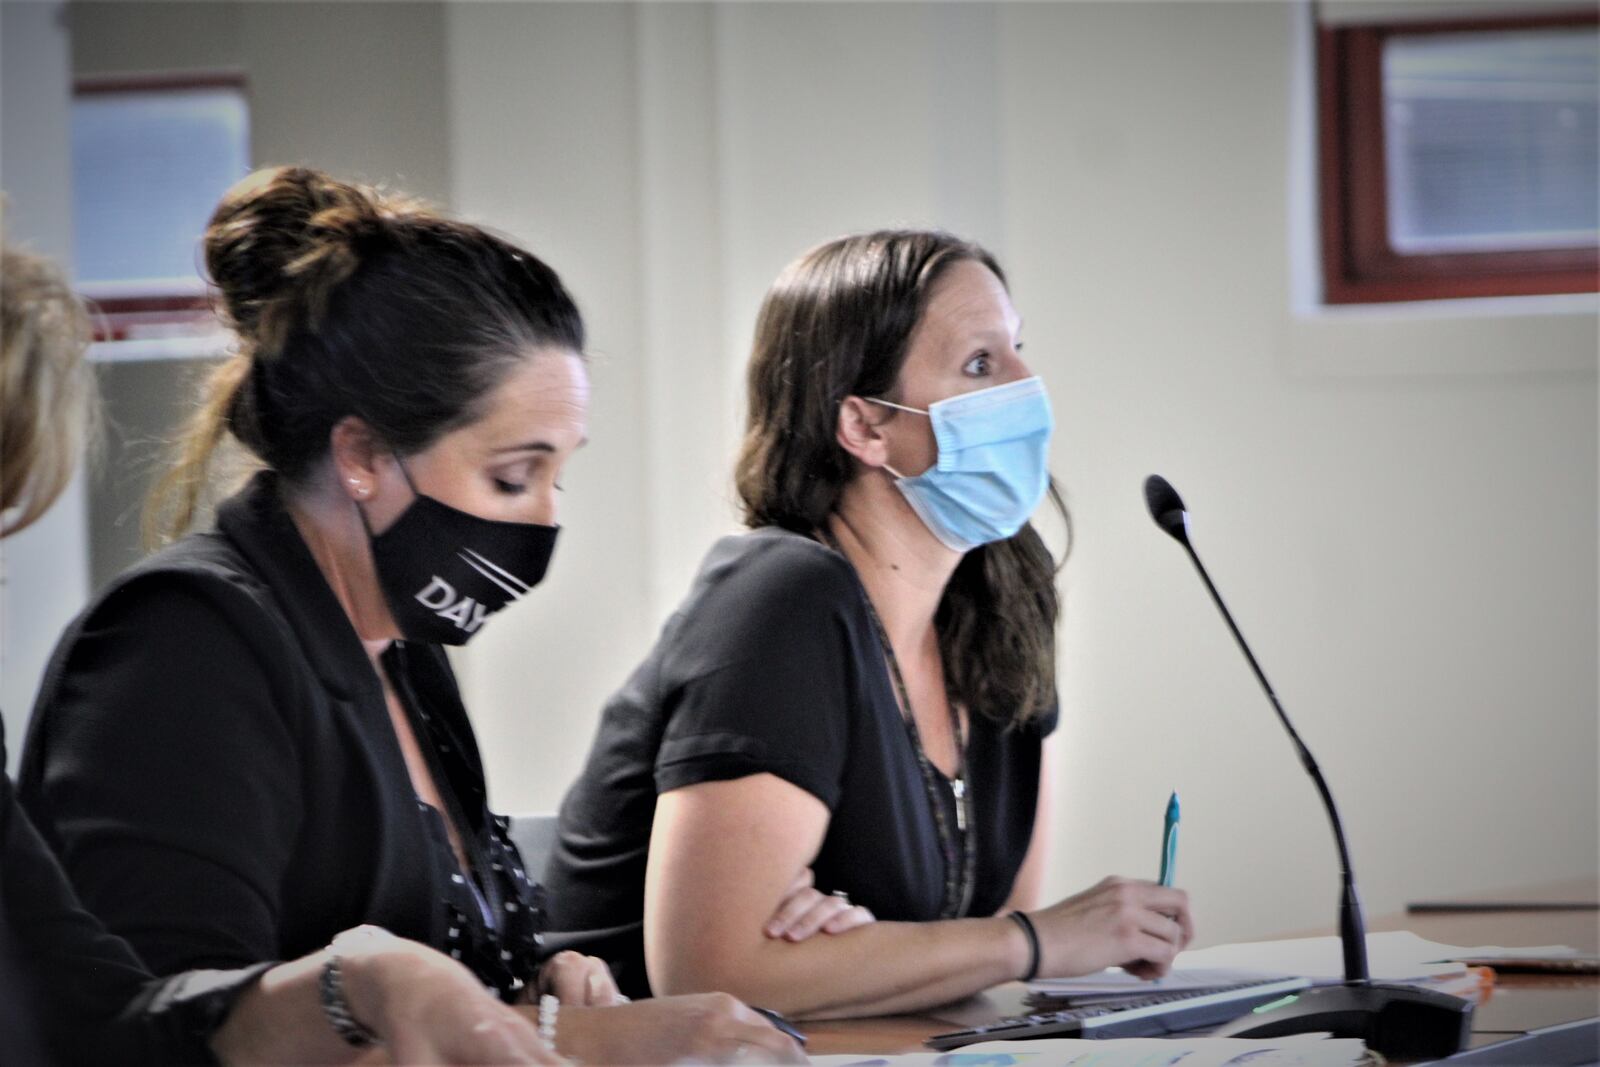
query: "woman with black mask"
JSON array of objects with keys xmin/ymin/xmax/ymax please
[
  {"xmin": 2, "ymin": 226, "xmax": 560, "ymax": 1065},
  {"xmin": 17, "ymin": 167, "xmax": 802, "ymax": 1065}
]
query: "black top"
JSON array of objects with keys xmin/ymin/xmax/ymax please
[
  {"xmin": 544, "ymin": 527, "xmax": 1055, "ymax": 998},
  {"xmin": 18, "ymin": 472, "xmax": 544, "ymax": 1001},
  {"xmin": 1, "ymin": 731, "xmax": 268, "ymax": 1066}
]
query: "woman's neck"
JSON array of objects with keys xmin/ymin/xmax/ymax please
[
  {"xmin": 285, "ymin": 479, "xmax": 403, "ymax": 646},
  {"xmin": 827, "ymin": 474, "xmax": 963, "ymax": 656}
]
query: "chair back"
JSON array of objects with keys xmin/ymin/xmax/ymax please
[{"xmin": 507, "ymin": 812, "xmax": 560, "ymax": 882}]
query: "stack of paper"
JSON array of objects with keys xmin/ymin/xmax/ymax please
[
  {"xmin": 1425, "ymin": 942, "xmax": 1596, "ymax": 974},
  {"xmin": 1022, "ymin": 929, "xmax": 1579, "ymax": 1012},
  {"xmin": 1025, "ymin": 968, "xmax": 1300, "ymax": 1010},
  {"xmin": 1168, "ymin": 931, "xmax": 1470, "ymax": 985}
]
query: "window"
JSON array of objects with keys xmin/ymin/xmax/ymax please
[
  {"xmin": 1319, "ymin": 11, "xmax": 1598, "ymax": 303},
  {"xmin": 70, "ymin": 73, "xmax": 250, "ymax": 586},
  {"xmin": 73, "ymin": 72, "xmax": 249, "ymax": 343}
]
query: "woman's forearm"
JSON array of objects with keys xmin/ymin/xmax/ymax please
[
  {"xmin": 208, "ymin": 949, "xmax": 385, "ymax": 1066},
  {"xmin": 209, "ymin": 929, "xmax": 559, "ymax": 1066},
  {"xmin": 652, "ymin": 913, "xmax": 1030, "ymax": 1019}
]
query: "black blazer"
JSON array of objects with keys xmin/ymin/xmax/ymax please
[
  {"xmin": 18, "ymin": 471, "xmax": 531, "ymax": 982},
  {"xmin": 2, "ymin": 730, "xmax": 267, "ymax": 1065}
]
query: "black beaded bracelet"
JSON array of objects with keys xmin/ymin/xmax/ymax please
[
  {"xmin": 1006, "ymin": 911, "xmax": 1042, "ymax": 982},
  {"xmin": 319, "ymin": 954, "xmax": 380, "ymax": 1048}
]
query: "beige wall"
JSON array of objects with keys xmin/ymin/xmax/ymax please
[
  {"xmin": 996, "ymin": 0, "xmax": 1596, "ymax": 944},
  {"xmin": 28, "ymin": 1, "xmax": 1599, "ymax": 947}
]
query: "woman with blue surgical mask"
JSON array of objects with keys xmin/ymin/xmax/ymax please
[{"xmin": 545, "ymin": 230, "xmax": 1197, "ymax": 1016}]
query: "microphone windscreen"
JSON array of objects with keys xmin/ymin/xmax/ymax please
[{"xmin": 1143, "ymin": 474, "xmax": 1190, "ymax": 543}]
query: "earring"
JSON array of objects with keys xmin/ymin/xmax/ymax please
[{"xmin": 348, "ymin": 478, "xmax": 370, "ymax": 498}]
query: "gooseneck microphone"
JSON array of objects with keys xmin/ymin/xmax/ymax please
[
  {"xmin": 1144, "ymin": 476, "xmax": 1369, "ymax": 984},
  {"xmin": 1143, "ymin": 475, "xmax": 1471, "ymax": 1057}
]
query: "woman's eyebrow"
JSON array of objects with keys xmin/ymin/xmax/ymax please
[{"xmin": 492, "ymin": 436, "xmax": 589, "ymax": 455}]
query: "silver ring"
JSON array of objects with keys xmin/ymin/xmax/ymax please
[{"xmin": 831, "ymin": 889, "xmax": 850, "ymax": 905}]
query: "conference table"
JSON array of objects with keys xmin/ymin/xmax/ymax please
[{"xmin": 799, "ymin": 877, "xmax": 1600, "ymax": 1059}]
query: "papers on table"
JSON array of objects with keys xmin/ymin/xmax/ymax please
[
  {"xmin": 1435, "ymin": 942, "xmax": 1579, "ymax": 960},
  {"xmin": 1424, "ymin": 941, "xmax": 1596, "ymax": 973},
  {"xmin": 810, "ymin": 1035, "xmax": 1369, "ymax": 1066},
  {"xmin": 1168, "ymin": 931, "xmax": 1476, "ymax": 985},
  {"xmin": 1024, "ymin": 930, "xmax": 1587, "ymax": 1002}
]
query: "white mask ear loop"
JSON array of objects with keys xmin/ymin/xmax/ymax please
[
  {"xmin": 864, "ymin": 397, "xmax": 929, "ymax": 416},
  {"xmin": 859, "ymin": 398, "xmax": 922, "ymax": 480}
]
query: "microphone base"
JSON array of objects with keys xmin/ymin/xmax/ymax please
[{"xmin": 1209, "ymin": 981, "xmax": 1474, "ymax": 1057}]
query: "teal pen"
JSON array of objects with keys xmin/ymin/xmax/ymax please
[{"xmin": 1159, "ymin": 791, "xmax": 1180, "ymax": 887}]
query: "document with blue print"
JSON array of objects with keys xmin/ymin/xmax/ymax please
[{"xmin": 809, "ymin": 1035, "xmax": 1369, "ymax": 1066}]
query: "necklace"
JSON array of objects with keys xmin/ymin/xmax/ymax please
[{"xmin": 818, "ymin": 526, "xmax": 976, "ymax": 919}]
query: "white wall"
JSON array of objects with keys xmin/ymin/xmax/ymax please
[
  {"xmin": 1, "ymin": 0, "xmax": 90, "ymax": 776},
  {"xmin": 446, "ymin": 1, "xmax": 657, "ymax": 816},
  {"xmin": 448, "ymin": 1, "xmax": 1598, "ymax": 946}
]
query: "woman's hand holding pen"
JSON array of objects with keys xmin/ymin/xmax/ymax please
[
  {"xmin": 1023, "ymin": 876, "xmax": 1194, "ymax": 980},
  {"xmin": 352, "ymin": 942, "xmax": 566, "ymax": 1065},
  {"xmin": 556, "ymin": 993, "xmax": 806, "ymax": 1064}
]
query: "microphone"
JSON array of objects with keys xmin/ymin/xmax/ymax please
[{"xmin": 1143, "ymin": 475, "xmax": 1471, "ymax": 1058}]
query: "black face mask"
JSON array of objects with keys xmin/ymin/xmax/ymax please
[{"xmin": 361, "ymin": 466, "xmax": 558, "ymax": 646}]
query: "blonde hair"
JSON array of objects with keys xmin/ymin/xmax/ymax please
[{"xmin": 1, "ymin": 235, "xmax": 96, "ymax": 538}]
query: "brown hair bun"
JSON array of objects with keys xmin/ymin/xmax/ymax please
[
  {"xmin": 203, "ymin": 165, "xmax": 424, "ymax": 358},
  {"xmin": 148, "ymin": 165, "xmax": 585, "ymax": 545}
]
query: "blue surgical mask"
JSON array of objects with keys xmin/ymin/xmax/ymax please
[{"xmin": 867, "ymin": 376, "xmax": 1053, "ymax": 553}]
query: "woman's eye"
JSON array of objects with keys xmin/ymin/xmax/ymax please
[
  {"xmin": 493, "ymin": 477, "xmax": 527, "ymax": 496},
  {"xmin": 963, "ymin": 352, "xmax": 992, "ymax": 377}
]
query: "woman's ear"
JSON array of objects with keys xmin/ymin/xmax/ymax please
[
  {"xmin": 836, "ymin": 396, "xmax": 892, "ymax": 468},
  {"xmin": 329, "ymin": 416, "xmax": 385, "ymax": 502}
]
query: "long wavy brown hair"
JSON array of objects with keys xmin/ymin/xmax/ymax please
[{"xmin": 735, "ymin": 230, "xmax": 1068, "ymax": 727}]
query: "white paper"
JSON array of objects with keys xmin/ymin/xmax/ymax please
[
  {"xmin": 809, "ymin": 1035, "xmax": 1368, "ymax": 1066},
  {"xmin": 1027, "ymin": 967, "xmax": 1290, "ymax": 996},
  {"xmin": 1428, "ymin": 942, "xmax": 1579, "ymax": 960},
  {"xmin": 1172, "ymin": 930, "xmax": 1481, "ymax": 984}
]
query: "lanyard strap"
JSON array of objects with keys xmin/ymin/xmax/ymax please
[{"xmin": 818, "ymin": 526, "xmax": 976, "ymax": 919}]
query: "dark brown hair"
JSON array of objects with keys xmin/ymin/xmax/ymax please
[
  {"xmin": 735, "ymin": 230, "xmax": 1067, "ymax": 727},
  {"xmin": 147, "ymin": 165, "xmax": 585, "ymax": 542}
]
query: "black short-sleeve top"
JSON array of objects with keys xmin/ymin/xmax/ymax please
[
  {"xmin": 18, "ymin": 472, "xmax": 545, "ymax": 1001},
  {"xmin": 544, "ymin": 527, "xmax": 1056, "ymax": 997}
]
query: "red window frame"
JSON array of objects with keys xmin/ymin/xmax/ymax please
[
  {"xmin": 1319, "ymin": 12, "xmax": 1599, "ymax": 304},
  {"xmin": 73, "ymin": 70, "xmax": 248, "ymax": 340}
]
